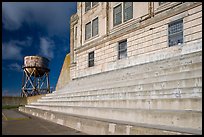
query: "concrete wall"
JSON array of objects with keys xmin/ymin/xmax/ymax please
[
  {"xmin": 2, "ymin": 95, "xmax": 47, "ymax": 107},
  {"xmin": 2, "ymin": 96, "xmax": 27, "ymax": 107},
  {"xmin": 70, "ymin": 2, "xmax": 202, "ymax": 79},
  {"xmin": 55, "ymin": 54, "xmax": 71, "ymax": 90}
]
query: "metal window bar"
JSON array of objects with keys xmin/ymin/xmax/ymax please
[
  {"xmin": 88, "ymin": 51, "xmax": 94, "ymax": 67},
  {"xmin": 118, "ymin": 40, "xmax": 127, "ymax": 59},
  {"xmin": 168, "ymin": 19, "xmax": 183, "ymax": 46}
]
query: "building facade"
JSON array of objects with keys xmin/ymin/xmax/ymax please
[{"xmin": 69, "ymin": 2, "xmax": 202, "ymax": 80}]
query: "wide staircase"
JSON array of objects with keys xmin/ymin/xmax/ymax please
[{"xmin": 19, "ymin": 50, "xmax": 202, "ymax": 135}]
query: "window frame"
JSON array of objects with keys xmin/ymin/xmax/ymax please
[
  {"xmin": 88, "ymin": 51, "xmax": 94, "ymax": 67},
  {"xmin": 159, "ymin": 2, "xmax": 166, "ymax": 6},
  {"xmin": 113, "ymin": 4, "xmax": 122, "ymax": 26},
  {"xmin": 92, "ymin": 2, "xmax": 98, "ymax": 7},
  {"xmin": 85, "ymin": 2, "xmax": 91, "ymax": 12},
  {"xmin": 118, "ymin": 40, "xmax": 127, "ymax": 60},
  {"xmin": 168, "ymin": 19, "xmax": 183, "ymax": 47},
  {"xmin": 85, "ymin": 21, "xmax": 91, "ymax": 40},
  {"xmin": 92, "ymin": 17, "xmax": 99, "ymax": 37},
  {"xmin": 85, "ymin": 2, "xmax": 99, "ymax": 13},
  {"xmin": 123, "ymin": 2, "xmax": 133, "ymax": 22}
]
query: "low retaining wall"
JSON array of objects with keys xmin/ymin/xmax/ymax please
[
  {"xmin": 2, "ymin": 96, "xmax": 27, "ymax": 107},
  {"xmin": 2, "ymin": 94, "xmax": 46, "ymax": 107}
]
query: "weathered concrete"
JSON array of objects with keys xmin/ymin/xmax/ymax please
[
  {"xmin": 19, "ymin": 2, "xmax": 202, "ymax": 135},
  {"xmin": 26, "ymin": 94, "xmax": 46, "ymax": 104},
  {"xmin": 2, "ymin": 96, "xmax": 27, "ymax": 107},
  {"xmin": 19, "ymin": 107, "xmax": 201, "ymax": 135},
  {"xmin": 55, "ymin": 54, "xmax": 71, "ymax": 90},
  {"xmin": 20, "ymin": 49, "xmax": 202, "ymax": 134}
]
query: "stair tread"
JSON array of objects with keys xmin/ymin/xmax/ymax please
[
  {"xmin": 20, "ymin": 107, "xmax": 202, "ymax": 135},
  {"xmin": 26, "ymin": 105, "xmax": 202, "ymax": 113}
]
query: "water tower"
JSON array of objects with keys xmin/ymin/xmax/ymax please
[{"xmin": 21, "ymin": 56, "xmax": 51, "ymax": 97}]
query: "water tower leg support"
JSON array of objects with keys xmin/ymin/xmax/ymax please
[{"xmin": 46, "ymin": 72, "xmax": 50, "ymax": 93}]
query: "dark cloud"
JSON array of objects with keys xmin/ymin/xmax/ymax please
[
  {"xmin": 2, "ymin": 37, "xmax": 33, "ymax": 60},
  {"xmin": 39, "ymin": 37, "xmax": 55, "ymax": 60},
  {"xmin": 2, "ymin": 2, "xmax": 77, "ymax": 36}
]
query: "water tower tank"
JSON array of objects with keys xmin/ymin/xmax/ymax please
[
  {"xmin": 21, "ymin": 55, "xmax": 51, "ymax": 97},
  {"xmin": 24, "ymin": 56, "xmax": 49, "ymax": 77}
]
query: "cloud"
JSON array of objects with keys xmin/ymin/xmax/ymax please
[
  {"xmin": 2, "ymin": 43, "xmax": 23, "ymax": 60},
  {"xmin": 2, "ymin": 37, "xmax": 33, "ymax": 60},
  {"xmin": 39, "ymin": 37, "xmax": 55, "ymax": 60},
  {"xmin": 2, "ymin": 2, "xmax": 77, "ymax": 36},
  {"xmin": 7, "ymin": 63, "xmax": 22, "ymax": 72}
]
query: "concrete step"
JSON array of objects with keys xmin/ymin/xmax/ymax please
[
  {"xmin": 44, "ymin": 76, "xmax": 202, "ymax": 99},
  {"xmin": 24, "ymin": 104, "xmax": 202, "ymax": 131},
  {"xmin": 58, "ymin": 64, "xmax": 202, "ymax": 94},
  {"xmin": 40, "ymin": 87, "xmax": 202, "ymax": 103},
  {"xmin": 59, "ymin": 61, "xmax": 202, "ymax": 93},
  {"xmin": 19, "ymin": 106, "xmax": 202, "ymax": 135},
  {"xmin": 58, "ymin": 63, "xmax": 202, "ymax": 93},
  {"xmin": 30, "ymin": 98, "xmax": 202, "ymax": 111},
  {"xmin": 67, "ymin": 51, "xmax": 201, "ymax": 85},
  {"xmin": 57, "ymin": 51, "xmax": 202, "ymax": 92}
]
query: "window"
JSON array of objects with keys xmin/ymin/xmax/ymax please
[
  {"xmin": 124, "ymin": 2, "xmax": 133, "ymax": 22},
  {"xmin": 92, "ymin": 17, "xmax": 98, "ymax": 37},
  {"xmin": 168, "ymin": 19, "xmax": 183, "ymax": 47},
  {"xmin": 113, "ymin": 2, "xmax": 133, "ymax": 26},
  {"xmin": 159, "ymin": 2, "xmax": 166, "ymax": 6},
  {"xmin": 85, "ymin": 2, "xmax": 91, "ymax": 12},
  {"xmin": 85, "ymin": 22, "xmax": 91, "ymax": 40},
  {"xmin": 92, "ymin": 2, "xmax": 98, "ymax": 7},
  {"xmin": 85, "ymin": 2, "xmax": 99, "ymax": 12},
  {"xmin": 88, "ymin": 51, "xmax": 94, "ymax": 67},
  {"xmin": 118, "ymin": 40, "xmax": 127, "ymax": 59},
  {"xmin": 85, "ymin": 17, "xmax": 99, "ymax": 40},
  {"xmin": 113, "ymin": 4, "xmax": 122, "ymax": 26}
]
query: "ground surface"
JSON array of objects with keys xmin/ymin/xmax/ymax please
[{"xmin": 2, "ymin": 108, "xmax": 87, "ymax": 135}]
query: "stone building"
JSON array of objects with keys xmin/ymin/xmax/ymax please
[
  {"xmin": 20, "ymin": 2, "xmax": 202, "ymax": 135},
  {"xmin": 69, "ymin": 2, "xmax": 202, "ymax": 80}
]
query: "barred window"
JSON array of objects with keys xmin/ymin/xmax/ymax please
[
  {"xmin": 88, "ymin": 51, "xmax": 94, "ymax": 67},
  {"xmin": 92, "ymin": 2, "xmax": 98, "ymax": 7},
  {"xmin": 168, "ymin": 19, "xmax": 183, "ymax": 47},
  {"xmin": 124, "ymin": 2, "xmax": 133, "ymax": 22},
  {"xmin": 85, "ymin": 22, "xmax": 91, "ymax": 40},
  {"xmin": 118, "ymin": 40, "xmax": 127, "ymax": 59},
  {"xmin": 85, "ymin": 2, "xmax": 91, "ymax": 12},
  {"xmin": 113, "ymin": 4, "xmax": 122, "ymax": 26},
  {"xmin": 92, "ymin": 17, "xmax": 98, "ymax": 37}
]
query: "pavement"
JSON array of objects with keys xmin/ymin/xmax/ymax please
[{"xmin": 2, "ymin": 108, "xmax": 87, "ymax": 135}]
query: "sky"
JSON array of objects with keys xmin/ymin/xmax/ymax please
[{"xmin": 2, "ymin": 2, "xmax": 77, "ymax": 96}]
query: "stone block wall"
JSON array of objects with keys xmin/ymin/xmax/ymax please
[{"xmin": 70, "ymin": 2, "xmax": 202, "ymax": 80}]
